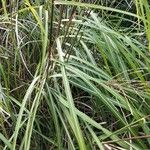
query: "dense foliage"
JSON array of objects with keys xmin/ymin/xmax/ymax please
[{"xmin": 0, "ymin": 0, "xmax": 150, "ymax": 149}]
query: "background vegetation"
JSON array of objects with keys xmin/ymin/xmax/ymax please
[{"xmin": 0, "ymin": 0, "xmax": 150, "ymax": 149}]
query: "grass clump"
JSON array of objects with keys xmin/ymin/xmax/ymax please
[{"xmin": 0, "ymin": 0, "xmax": 150, "ymax": 149}]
